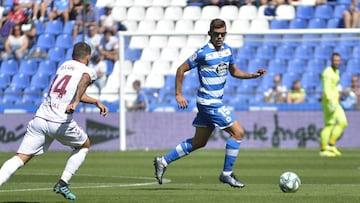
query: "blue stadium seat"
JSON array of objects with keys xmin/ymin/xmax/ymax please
[
  {"xmin": 346, "ymin": 58, "xmax": 360, "ymax": 75},
  {"xmin": 306, "ymin": 59, "xmax": 326, "ymax": 74},
  {"xmin": 105, "ymin": 59, "xmax": 114, "ymax": 76},
  {"xmin": 35, "ymin": 33, "xmax": 56, "ymax": 50},
  {"xmin": 247, "ymin": 58, "xmax": 266, "ymax": 73},
  {"xmin": 11, "ymin": 73, "xmax": 30, "ymax": 89},
  {"xmin": 125, "ymin": 48, "xmax": 142, "ymax": 61},
  {"xmin": 37, "ymin": 59, "xmax": 57, "ymax": 76},
  {"xmin": 294, "ymin": 45, "xmax": 313, "ymax": 60},
  {"xmin": 314, "ymin": 46, "xmax": 333, "ymax": 60},
  {"xmin": 327, "ymin": 18, "xmax": 342, "ymax": 28},
  {"xmin": 2, "ymin": 86, "xmax": 22, "ymax": 105},
  {"xmin": 18, "ymin": 59, "xmax": 37, "ymax": 76},
  {"xmin": 48, "ymin": 47, "xmax": 65, "ymax": 63},
  {"xmin": 289, "ymin": 18, "xmax": 307, "ymax": 29},
  {"xmin": 270, "ymin": 19, "xmax": 289, "ymax": 29},
  {"xmin": 287, "ymin": 58, "xmax": 305, "ymax": 75},
  {"xmin": 314, "ymin": 4, "xmax": 333, "ymax": 19},
  {"xmin": 333, "ymin": 4, "xmax": 348, "ymax": 19},
  {"xmin": 281, "ymin": 72, "xmax": 300, "ymax": 88},
  {"xmin": 301, "ymin": 72, "xmax": 320, "ymax": 92},
  {"xmin": 337, "ymin": 0, "xmax": 352, "ymax": 5},
  {"xmin": 55, "ymin": 34, "xmax": 73, "ymax": 49},
  {"xmin": 275, "ymin": 45, "xmax": 294, "ymax": 60},
  {"xmin": 302, "ymin": 34, "xmax": 321, "ymax": 47},
  {"xmin": 62, "ymin": 20, "xmax": 75, "ymax": 35},
  {"xmin": 30, "ymin": 72, "xmax": 50, "ymax": 90},
  {"xmin": 21, "ymin": 86, "xmax": 44, "ymax": 105},
  {"xmin": 0, "ymin": 73, "xmax": 11, "ymax": 91},
  {"xmin": 267, "ymin": 58, "xmax": 286, "ymax": 75},
  {"xmin": 321, "ymin": 34, "xmax": 339, "ymax": 47},
  {"xmin": 308, "ymin": 18, "xmax": 326, "ymax": 29},
  {"xmin": 333, "ymin": 45, "xmax": 352, "ymax": 60},
  {"xmin": 339, "ymin": 33, "xmax": 359, "ymax": 47},
  {"xmin": 282, "ymin": 34, "xmax": 302, "ymax": 47},
  {"xmin": 35, "ymin": 21, "xmax": 45, "ymax": 36},
  {"xmin": 255, "ymin": 45, "xmax": 275, "ymax": 60},
  {"xmin": 44, "ymin": 19, "xmax": 63, "ymax": 35},
  {"xmin": 65, "ymin": 47, "xmax": 73, "ymax": 60},
  {"xmin": 352, "ymin": 46, "xmax": 360, "ymax": 59},
  {"xmin": 257, "ymin": 72, "xmax": 275, "ymax": 92},
  {"xmin": 0, "ymin": 59, "xmax": 18, "ymax": 76},
  {"xmin": 263, "ymin": 34, "xmax": 282, "ymax": 47},
  {"xmin": 296, "ymin": 6, "xmax": 314, "ymax": 20},
  {"xmin": 243, "ymin": 35, "xmax": 263, "ymax": 47},
  {"xmin": 340, "ymin": 71, "xmax": 353, "ymax": 87},
  {"xmin": 236, "ymin": 45, "xmax": 255, "ymax": 60}
]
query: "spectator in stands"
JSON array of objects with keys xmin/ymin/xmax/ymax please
[
  {"xmin": 341, "ymin": 74, "xmax": 360, "ymax": 109},
  {"xmin": 224, "ymin": 0, "xmax": 242, "ymax": 6},
  {"xmin": 85, "ymin": 25, "xmax": 101, "ymax": 57},
  {"xmin": 98, "ymin": 6, "xmax": 117, "ymax": 35},
  {"xmin": 98, "ymin": 29, "xmax": 118, "ymax": 63},
  {"xmin": 48, "ymin": 0, "xmax": 72, "ymax": 23},
  {"xmin": 264, "ymin": 74, "xmax": 287, "ymax": 103},
  {"xmin": 204, "ymin": 0, "xmax": 226, "ymax": 7},
  {"xmin": 187, "ymin": 0, "xmax": 205, "ymax": 6},
  {"xmin": 127, "ymin": 80, "xmax": 149, "ymax": 112},
  {"xmin": 287, "ymin": 79, "xmax": 306, "ymax": 104},
  {"xmin": 89, "ymin": 54, "xmax": 107, "ymax": 93},
  {"xmin": 17, "ymin": 0, "xmax": 34, "ymax": 16},
  {"xmin": 343, "ymin": 0, "xmax": 360, "ymax": 28},
  {"xmin": 72, "ymin": 2, "xmax": 97, "ymax": 41},
  {"xmin": 32, "ymin": 0, "xmax": 51, "ymax": 22},
  {"xmin": 0, "ymin": 11, "xmax": 16, "ymax": 47},
  {"xmin": 69, "ymin": 0, "xmax": 84, "ymax": 21},
  {"xmin": 9, "ymin": 1, "xmax": 26, "ymax": 24},
  {"xmin": 1, "ymin": 23, "xmax": 29, "ymax": 61},
  {"xmin": 21, "ymin": 14, "xmax": 36, "ymax": 48}
]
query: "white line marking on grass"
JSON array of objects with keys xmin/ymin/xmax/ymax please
[{"xmin": 0, "ymin": 173, "xmax": 171, "ymax": 193}]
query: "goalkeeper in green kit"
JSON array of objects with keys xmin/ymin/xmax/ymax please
[{"xmin": 320, "ymin": 53, "xmax": 348, "ymax": 157}]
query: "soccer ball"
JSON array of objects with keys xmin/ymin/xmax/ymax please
[{"xmin": 279, "ymin": 171, "xmax": 301, "ymax": 193}]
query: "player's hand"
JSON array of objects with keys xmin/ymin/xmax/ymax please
[
  {"xmin": 255, "ymin": 69, "xmax": 267, "ymax": 77},
  {"xmin": 176, "ymin": 94, "xmax": 188, "ymax": 109},
  {"xmin": 65, "ymin": 103, "xmax": 76, "ymax": 114},
  {"xmin": 95, "ymin": 100, "xmax": 108, "ymax": 117}
]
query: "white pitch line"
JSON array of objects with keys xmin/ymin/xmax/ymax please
[{"xmin": 0, "ymin": 173, "xmax": 171, "ymax": 193}]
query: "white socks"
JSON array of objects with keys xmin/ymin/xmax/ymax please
[
  {"xmin": 60, "ymin": 148, "xmax": 89, "ymax": 184},
  {"xmin": 0, "ymin": 156, "xmax": 24, "ymax": 187}
]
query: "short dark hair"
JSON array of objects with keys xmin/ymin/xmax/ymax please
[
  {"xmin": 332, "ymin": 52, "xmax": 341, "ymax": 59},
  {"xmin": 209, "ymin": 18, "xmax": 226, "ymax": 32},
  {"xmin": 72, "ymin": 42, "xmax": 91, "ymax": 61}
]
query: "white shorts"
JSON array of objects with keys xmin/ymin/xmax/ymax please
[{"xmin": 17, "ymin": 117, "xmax": 88, "ymax": 155}]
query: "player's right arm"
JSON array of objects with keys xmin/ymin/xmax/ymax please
[
  {"xmin": 321, "ymin": 69, "xmax": 336, "ymax": 112},
  {"xmin": 175, "ymin": 61, "xmax": 191, "ymax": 109}
]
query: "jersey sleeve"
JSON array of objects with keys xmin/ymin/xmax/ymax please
[
  {"xmin": 85, "ymin": 67, "xmax": 98, "ymax": 82},
  {"xmin": 186, "ymin": 49, "xmax": 203, "ymax": 70}
]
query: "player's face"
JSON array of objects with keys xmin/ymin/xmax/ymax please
[
  {"xmin": 210, "ymin": 27, "xmax": 226, "ymax": 50},
  {"xmin": 332, "ymin": 55, "xmax": 341, "ymax": 69}
]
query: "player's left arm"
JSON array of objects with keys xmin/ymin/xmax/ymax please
[
  {"xmin": 65, "ymin": 72, "xmax": 108, "ymax": 117},
  {"xmin": 229, "ymin": 64, "xmax": 266, "ymax": 79}
]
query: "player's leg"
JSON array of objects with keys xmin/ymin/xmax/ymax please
[
  {"xmin": 53, "ymin": 121, "xmax": 89, "ymax": 200},
  {"xmin": 328, "ymin": 107, "xmax": 348, "ymax": 156},
  {"xmin": 154, "ymin": 126, "xmax": 212, "ymax": 184},
  {"xmin": 219, "ymin": 120, "xmax": 245, "ymax": 188},
  {"xmin": 319, "ymin": 105, "xmax": 337, "ymax": 157},
  {"xmin": 0, "ymin": 117, "xmax": 49, "ymax": 187}
]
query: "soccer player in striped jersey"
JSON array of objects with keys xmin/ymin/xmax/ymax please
[
  {"xmin": 154, "ymin": 18, "xmax": 266, "ymax": 188},
  {"xmin": 319, "ymin": 53, "xmax": 348, "ymax": 157},
  {"xmin": 0, "ymin": 42, "xmax": 108, "ymax": 200}
]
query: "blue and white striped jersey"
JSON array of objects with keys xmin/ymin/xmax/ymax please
[{"xmin": 187, "ymin": 41, "xmax": 235, "ymax": 106}]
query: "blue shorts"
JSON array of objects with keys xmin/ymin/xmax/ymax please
[{"xmin": 192, "ymin": 103, "xmax": 235, "ymax": 130}]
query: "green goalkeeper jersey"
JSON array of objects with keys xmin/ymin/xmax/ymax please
[{"xmin": 321, "ymin": 66, "xmax": 340, "ymax": 111}]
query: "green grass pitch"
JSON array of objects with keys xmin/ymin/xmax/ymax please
[{"xmin": 1, "ymin": 149, "xmax": 360, "ymax": 203}]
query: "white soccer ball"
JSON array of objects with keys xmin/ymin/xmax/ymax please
[{"xmin": 279, "ymin": 171, "xmax": 301, "ymax": 193}]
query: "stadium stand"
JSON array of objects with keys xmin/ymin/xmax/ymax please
[{"xmin": 2, "ymin": 0, "xmax": 360, "ymax": 112}]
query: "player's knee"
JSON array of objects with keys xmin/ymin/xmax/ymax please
[
  {"xmin": 339, "ymin": 121, "xmax": 348, "ymax": 129},
  {"xmin": 81, "ymin": 138, "xmax": 91, "ymax": 149}
]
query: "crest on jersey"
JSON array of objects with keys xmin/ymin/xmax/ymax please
[{"xmin": 216, "ymin": 61, "xmax": 227, "ymax": 75}]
